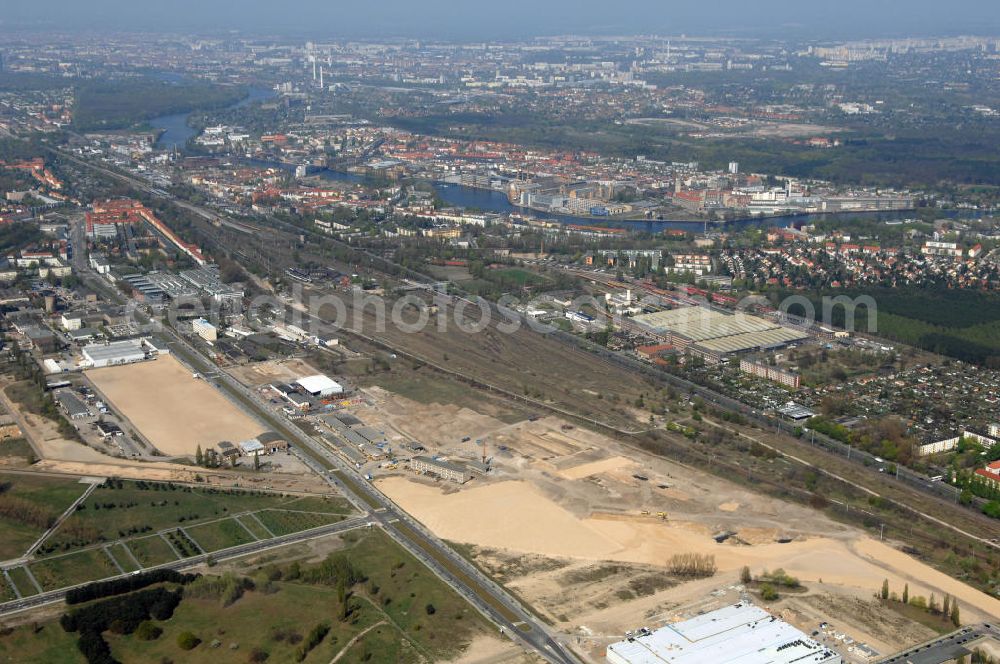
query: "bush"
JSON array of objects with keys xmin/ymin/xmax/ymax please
[
  {"xmin": 294, "ymin": 623, "xmax": 330, "ymax": 662},
  {"xmin": 760, "ymin": 584, "xmax": 779, "ymax": 601},
  {"xmin": 135, "ymin": 621, "xmax": 162, "ymax": 641},
  {"xmin": 177, "ymin": 632, "xmax": 201, "ymax": 651},
  {"xmin": 760, "ymin": 568, "xmax": 800, "ymax": 589},
  {"xmin": 248, "ymin": 647, "xmax": 269, "ymax": 663},
  {"xmin": 425, "ymin": 603, "xmax": 436, "ymax": 615}
]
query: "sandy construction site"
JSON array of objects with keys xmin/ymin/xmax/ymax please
[
  {"xmin": 87, "ymin": 355, "xmax": 264, "ymax": 456},
  {"xmin": 363, "ymin": 389, "xmax": 1000, "ymax": 656},
  {"xmin": 379, "ymin": 477, "xmax": 1000, "ymax": 619},
  {"xmin": 227, "ymin": 358, "xmax": 322, "ymax": 387}
]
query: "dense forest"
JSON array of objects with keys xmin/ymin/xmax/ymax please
[
  {"xmin": 778, "ymin": 288, "xmax": 1000, "ymax": 366},
  {"xmin": 72, "ymin": 78, "xmax": 247, "ymax": 131}
]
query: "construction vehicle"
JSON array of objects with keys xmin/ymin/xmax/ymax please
[{"xmin": 657, "ymin": 512, "xmax": 668, "ymax": 520}]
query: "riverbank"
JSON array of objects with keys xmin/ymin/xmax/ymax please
[
  {"xmin": 253, "ymin": 160, "xmax": 983, "ymax": 233},
  {"xmin": 151, "ymin": 86, "xmax": 275, "ymax": 149}
]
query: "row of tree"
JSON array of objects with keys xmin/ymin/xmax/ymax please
[
  {"xmin": 66, "ymin": 569, "xmax": 197, "ymax": 605},
  {"xmin": 879, "ymin": 579, "xmax": 961, "ymax": 627},
  {"xmin": 667, "ymin": 553, "xmax": 717, "ymax": 578}
]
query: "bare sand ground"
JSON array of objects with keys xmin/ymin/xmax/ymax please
[
  {"xmin": 16, "ymin": 411, "xmax": 107, "ymax": 463},
  {"xmin": 560, "ymin": 457, "xmax": 635, "ymax": 481},
  {"xmin": 358, "ymin": 387, "xmax": 512, "ymax": 450},
  {"xmin": 378, "ymin": 477, "xmax": 1000, "ymax": 623},
  {"xmin": 31, "ymin": 459, "xmax": 331, "ymax": 493},
  {"xmin": 0, "ymin": 382, "xmax": 106, "ymax": 463},
  {"xmin": 443, "ymin": 635, "xmax": 540, "ymax": 664},
  {"xmin": 363, "ymin": 387, "xmax": 995, "ymax": 658},
  {"xmin": 227, "ymin": 358, "xmax": 320, "ymax": 387},
  {"xmin": 87, "ymin": 355, "xmax": 264, "ymax": 455}
]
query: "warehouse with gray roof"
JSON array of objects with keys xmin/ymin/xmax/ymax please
[{"xmin": 632, "ymin": 306, "xmax": 807, "ymax": 362}]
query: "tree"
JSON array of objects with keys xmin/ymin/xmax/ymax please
[
  {"xmin": 254, "ymin": 452, "xmax": 261, "ymax": 472},
  {"xmin": 195, "ymin": 445, "xmax": 203, "ymax": 466},
  {"xmin": 951, "ymin": 601, "xmax": 961, "ymax": 627},
  {"xmin": 929, "ymin": 593, "xmax": 938, "ymax": 614},
  {"xmin": 336, "ymin": 575, "xmax": 348, "ymax": 622},
  {"xmin": 943, "ymin": 594, "xmax": 951, "ymax": 619},
  {"xmin": 880, "ymin": 579, "xmax": 889, "ymax": 601},
  {"xmin": 902, "ymin": 583, "xmax": 909, "ymax": 605},
  {"xmin": 740, "ymin": 566, "xmax": 752, "ymax": 585}
]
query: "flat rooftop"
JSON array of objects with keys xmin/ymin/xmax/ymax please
[
  {"xmin": 82, "ymin": 339, "xmax": 147, "ymax": 362},
  {"xmin": 606, "ymin": 603, "xmax": 840, "ymax": 664},
  {"xmin": 633, "ymin": 306, "xmax": 806, "ymax": 354},
  {"xmin": 296, "ymin": 374, "xmax": 343, "ymax": 394}
]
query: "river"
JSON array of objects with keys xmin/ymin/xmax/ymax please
[
  {"xmin": 247, "ymin": 158, "xmax": 982, "ymax": 233},
  {"xmin": 311, "ymin": 170, "xmax": 957, "ymax": 232},
  {"xmin": 152, "ymin": 86, "xmax": 275, "ymax": 150}
]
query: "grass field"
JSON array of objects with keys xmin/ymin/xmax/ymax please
[
  {"xmin": 106, "ymin": 581, "xmax": 387, "ymax": 664},
  {"xmin": 127, "ymin": 534, "xmax": 179, "ymax": 567},
  {"xmin": 0, "ymin": 480, "xmax": 363, "ymax": 595},
  {"xmin": 0, "ymin": 574, "xmax": 15, "ymax": 602},
  {"xmin": 279, "ymin": 495, "xmax": 355, "ymax": 514},
  {"xmin": 86, "ymin": 354, "xmax": 264, "ymax": 456},
  {"xmin": 365, "ymin": 371, "xmax": 529, "ymax": 425},
  {"xmin": 0, "ymin": 438, "xmax": 33, "ymax": 463},
  {"xmin": 0, "ymin": 619, "xmax": 84, "ymax": 664},
  {"xmin": 38, "ymin": 479, "xmax": 328, "ymax": 556},
  {"xmin": 0, "ymin": 473, "xmax": 89, "ymax": 560},
  {"xmin": 106, "ymin": 531, "xmax": 485, "ymax": 664},
  {"xmin": 185, "ymin": 517, "xmax": 256, "ymax": 553},
  {"xmin": 29, "ymin": 548, "xmax": 118, "ymax": 591},
  {"xmin": 236, "ymin": 514, "xmax": 272, "ymax": 540},
  {"xmin": 106, "ymin": 542, "xmax": 141, "ymax": 573},
  {"xmin": 255, "ymin": 509, "xmax": 344, "ymax": 536},
  {"xmin": 342, "ymin": 529, "xmax": 489, "ymax": 659},
  {"xmin": 0, "ymin": 529, "xmax": 494, "ymax": 663},
  {"xmin": 6, "ymin": 566, "xmax": 38, "ymax": 597}
]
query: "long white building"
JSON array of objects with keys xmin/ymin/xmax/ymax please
[{"xmin": 606, "ymin": 603, "xmax": 840, "ymax": 664}]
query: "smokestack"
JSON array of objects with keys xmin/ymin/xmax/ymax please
[
  {"xmin": 312, "ymin": 58, "xmax": 316, "ymax": 80},
  {"xmin": 319, "ymin": 66, "xmax": 324, "ymax": 89}
]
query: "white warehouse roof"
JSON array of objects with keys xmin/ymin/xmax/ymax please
[
  {"xmin": 606, "ymin": 603, "xmax": 840, "ymax": 664},
  {"xmin": 296, "ymin": 374, "xmax": 343, "ymax": 395},
  {"xmin": 82, "ymin": 339, "xmax": 149, "ymax": 366}
]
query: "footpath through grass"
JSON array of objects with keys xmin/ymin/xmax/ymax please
[{"xmin": 0, "ymin": 529, "xmax": 494, "ymax": 664}]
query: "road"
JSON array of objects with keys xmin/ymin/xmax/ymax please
[
  {"xmin": 37, "ymin": 157, "xmax": 582, "ymax": 663},
  {"xmin": 161, "ymin": 330, "xmax": 579, "ymax": 664},
  {"xmin": 0, "ymin": 516, "xmax": 369, "ymax": 618},
  {"xmin": 877, "ymin": 623, "xmax": 1000, "ymax": 663}
]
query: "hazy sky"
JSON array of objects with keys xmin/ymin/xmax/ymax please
[{"xmin": 5, "ymin": 0, "xmax": 1000, "ymax": 39}]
